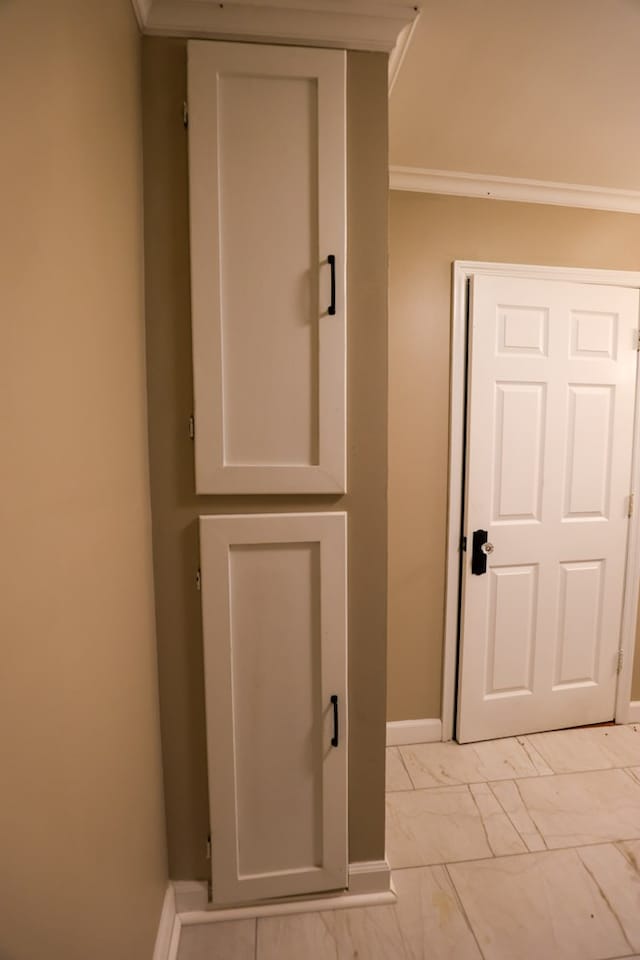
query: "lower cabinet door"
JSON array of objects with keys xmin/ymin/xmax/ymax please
[{"xmin": 199, "ymin": 512, "xmax": 348, "ymax": 905}]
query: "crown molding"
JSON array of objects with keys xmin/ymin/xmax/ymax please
[
  {"xmin": 131, "ymin": 0, "xmax": 418, "ymax": 52},
  {"xmin": 388, "ymin": 13, "xmax": 417, "ymax": 91},
  {"xmin": 130, "ymin": 0, "xmax": 153, "ymax": 28},
  {"xmin": 389, "ymin": 165, "xmax": 640, "ymax": 214}
]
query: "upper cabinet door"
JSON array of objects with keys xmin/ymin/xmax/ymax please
[{"xmin": 188, "ymin": 41, "xmax": 346, "ymax": 494}]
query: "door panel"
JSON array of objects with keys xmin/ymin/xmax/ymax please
[
  {"xmin": 217, "ymin": 74, "xmax": 319, "ymax": 469},
  {"xmin": 458, "ymin": 276, "xmax": 638, "ymax": 742},
  {"xmin": 199, "ymin": 512, "xmax": 347, "ymax": 904},
  {"xmin": 229, "ymin": 542, "xmax": 322, "ymax": 877},
  {"xmin": 486, "ymin": 564, "xmax": 537, "ymax": 697},
  {"xmin": 493, "ymin": 382, "xmax": 545, "ymax": 521},
  {"xmin": 564, "ymin": 385, "xmax": 613, "ymax": 517},
  {"xmin": 555, "ymin": 560, "xmax": 603, "ymax": 687}
]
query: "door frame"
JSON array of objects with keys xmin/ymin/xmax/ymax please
[{"xmin": 442, "ymin": 260, "xmax": 640, "ymax": 741}]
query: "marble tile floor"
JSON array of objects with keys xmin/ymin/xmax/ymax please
[{"xmin": 179, "ymin": 724, "xmax": 640, "ymax": 960}]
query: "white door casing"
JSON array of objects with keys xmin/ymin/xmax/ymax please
[
  {"xmin": 199, "ymin": 512, "xmax": 348, "ymax": 905},
  {"xmin": 188, "ymin": 41, "xmax": 347, "ymax": 494},
  {"xmin": 457, "ymin": 274, "xmax": 639, "ymax": 743}
]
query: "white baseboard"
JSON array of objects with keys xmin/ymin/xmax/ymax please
[
  {"xmin": 152, "ymin": 884, "xmax": 180, "ymax": 960},
  {"xmin": 173, "ymin": 859, "xmax": 394, "ymax": 927},
  {"xmin": 628, "ymin": 701, "xmax": 640, "ymax": 723},
  {"xmin": 347, "ymin": 860, "xmax": 391, "ymax": 896},
  {"xmin": 386, "ymin": 718, "xmax": 442, "ymax": 746},
  {"xmin": 161, "ymin": 861, "xmax": 396, "ymax": 956},
  {"xmin": 174, "ymin": 880, "xmax": 208, "ymax": 914},
  {"xmin": 179, "ymin": 889, "xmax": 396, "ymax": 928}
]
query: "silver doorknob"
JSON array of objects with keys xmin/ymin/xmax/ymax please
[{"xmin": 481, "ymin": 542, "xmax": 494, "ymax": 555}]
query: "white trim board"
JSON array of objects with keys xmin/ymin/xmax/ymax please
[
  {"xmin": 174, "ymin": 881, "xmax": 209, "ymax": 914},
  {"xmin": 130, "ymin": 0, "xmax": 153, "ymax": 28},
  {"xmin": 172, "ymin": 860, "xmax": 393, "ymax": 922},
  {"xmin": 386, "ymin": 718, "xmax": 442, "ymax": 745},
  {"xmin": 164, "ymin": 885, "xmax": 396, "ymax": 960},
  {"xmin": 443, "ymin": 262, "xmax": 640, "ymax": 742},
  {"xmin": 626, "ymin": 701, "xmax": 640, "ymax": 724},
  {"xmin": 388, "ymin": 16, "xmax": 419, "ymax": 93},
  {"xmin": 131, "ymin": 0, "xmax": 417, "ymax": 52},
  {"xmin": 152, "ymin": 885, "xmax": 180, "ymax": 960},
  {"xmin": 389, "ymin": 166, "xmax": 640, "ymax": 215},
  {"xmin": 347, "ymin": 860, "xmax": 392, "ymax": 896}
]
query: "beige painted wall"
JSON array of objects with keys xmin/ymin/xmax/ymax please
[
  {"xmin": 142, "ymin": 40, "xmax": 389, "ymax": 877},
  {"xmin": 0, "ymin": 2, "xmax": 167, "ymax": 958},
  {"xmin": 388, "ymin": 191, "xmax": 640, "ymax": 722},
  {"xmin": 390, "ymin": 0, "xmax": 640, "ymax": 189}
]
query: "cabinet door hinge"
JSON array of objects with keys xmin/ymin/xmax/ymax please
[
  {"xmin": 189, "ymin": 415, "xmax": 195, "ymax": 439},
  {"xmin": 196, "ymin": 569, "xmax": 201, "ymax": 591},
  {"xmin": 617, "ymin": 649, "xmax": 624, "ymax": 674},
  {"xmin": 183, "ymin": 101, "xmax": 189, "ymax": 128},
  {"xmin": 206, "ymin": 834, "xmax": 211, "ymax": 860},
  {"xmin": 629, "ymin": 493, "xmax": 635, "ymax": 518}
]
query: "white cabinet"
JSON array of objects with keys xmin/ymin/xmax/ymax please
[
  {"xmin": 199, "ymin": 512, "xmax": 348, "ymax": 905},
  {"xmin": 190, "ymin": 39, "xmax": 349, "ymax": 908},
  {"xmin": 188, "ymin": 41, "xmax": 347, "ymax": 494}
]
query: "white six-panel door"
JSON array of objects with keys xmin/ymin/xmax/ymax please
[
  {"xmin": 188, "ymin": 41, "xmax": 346, "ymax": 494},
  {"xmin": 199, "ymin": 512, "xmax": 348, "ymax": 905},
  {"xmin": 458, "ymin": 276, "xmax": 639, "ymax": 743}
]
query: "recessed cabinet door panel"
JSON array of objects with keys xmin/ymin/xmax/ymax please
[
  {"xmin": 188, "ymin": 41, "xmax": 346, "ymax": 493},
  {"xmin": 199, "ymin": 512, "xmax": 348, "ymax": 905}
]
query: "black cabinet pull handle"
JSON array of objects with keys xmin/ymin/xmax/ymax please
[
  {"xmin": 328, "ymin": 255, "xmax": 336, "ymax": 316},
  {"xmin": 471, "ymin": 529, "xmax": 489, "ymax": 575},
  {"xmin": 330, "ymin": 694, "xmax": 339, "ymax": 747}
]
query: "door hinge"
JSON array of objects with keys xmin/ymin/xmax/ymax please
[
  {"xmin": 196, "ymin": 569, "xmax": 201, "ymax": 591},
  {"xmin": 617, "ymin": 649, "xmax": 624, "ymax": 674},
  {"xmin": 629, "ymin": 493, "xmax": 635, "ymax": 518},
  {"xmin": 188, "ymin": 415, "xmax": 195, "ymax": 439},
  {"xmin": 183, "ymin": 101, "xmax": 189, "ymax": 128},
  {"xmin": 461, "ymin": 535, "xmax": 467, "ymax": 552},
  {"xmin": 206, "ymin": 834, "xmax": 211, "ymax": 860}
]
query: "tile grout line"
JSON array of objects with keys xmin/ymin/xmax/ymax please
[
  {"xmin": 517, "ymin": 735, "xmax": 555, "ymax": 775},
  {"xmin": 621, "ymin": 767, "xmax": 640, "ymax": 786},
  {"xmin": 387, "ymin": 759, "xmax": 640, "ymax": 797},
  {"xmin": 388, "ymin": 836, "xmax": 640, "ymax": 872},
  {"xmin": 443, "ymin": 862, "xmax": 489, "ymax": 960},
  {"xmin": 511, "ymin": 778, "xmax": 548, "ymax": 850},
  {"xmin": 318, "ymin": 910, "xmax": 340, "ymax": 960},
  {"xmin": 466, "ymin": 783, "xmax": 497, "ymax": 858},
  {"xmin": 614, "ymin": 839, "xmax": 640, "ymax": 876},
  {"xmin": 396, "ymin": 746, "xmax": 419, "ymax": 790},
  {"xmin": 574, "ymin": 849, "xmax": 635, "ymax": 956},
  {"xmin": 486, "ymin": 779, "xmax": 545, "ymax": 853},
  {"xmin": 383, "ymin": 890, "xmax": 414, "ymax": 960}
]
